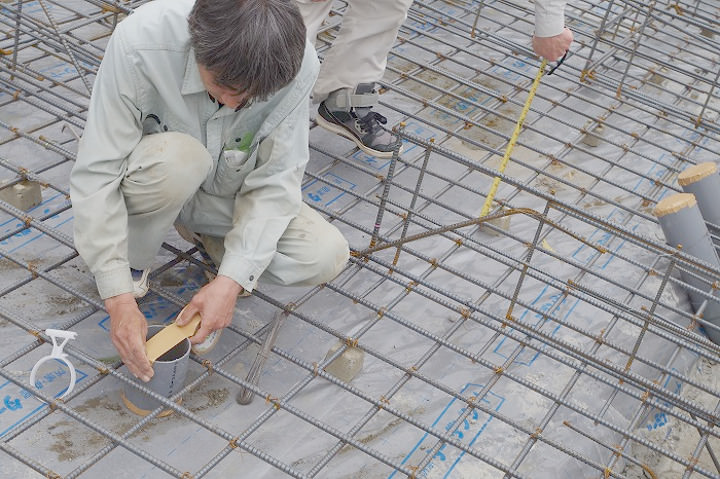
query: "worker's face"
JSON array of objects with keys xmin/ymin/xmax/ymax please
[{"xmin": 197, "ymin": 65, "xmax": 250, "ymax": 110}]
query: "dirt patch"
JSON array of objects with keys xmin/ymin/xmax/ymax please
[
  {"xmin": 50, "ymin": 294, "xmax": 82, "ymax": 307},
  {"xmin": 47, "ymin": 420, "xmax": 108, "ymax": 462},
  {"xmin": 583, "ymin": 198, "xmax": 607, "ymax": 209},
  {"xmin": 534, "ymin": 175, "xmax": 564, "ymax": 195},
  {"xmin": 0, "ymin": 257, "xmax": 21, "ymax": 271},
  {"xmin": 74, "ymin": 395, "xmax": 126, "ymax": 415},
  {"xmin": 49, "ymin": 294, "xmax": 86, "ymax": 315},
  {"xmin": 188, "ymin": 387, "xmax": 230, "ymax": 413}
]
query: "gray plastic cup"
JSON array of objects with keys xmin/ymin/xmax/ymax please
[{"xmin": 121, "ymin": 325, "xmax": 190, "ymax": 417}]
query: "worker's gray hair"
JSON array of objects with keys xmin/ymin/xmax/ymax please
[{"xmin": 188, "ymin": 0, "xmax": 306, "ymax": 101}]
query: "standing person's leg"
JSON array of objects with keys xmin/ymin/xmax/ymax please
[
  {"xmin": 311, "ymin": 0, "xmax": 415, "ymax": 158},
  {"xmin": 121, "ymin": 132, "xmax": 213, "ymax": 295},
  {"xmin": 295, "ymin": 0, "xmax": 335, "ymax": 44},
  {"xmin": 312, "ymin": 0, "xmax": 413, "ymax": 101}
]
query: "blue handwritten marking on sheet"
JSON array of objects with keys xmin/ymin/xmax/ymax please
[
  {"xmin": 1, "ymin": 1, "xmax": 46, "ymax": 17},
  {"xmin": 0, "ymin": 361, "xmax": 88, "ymax": 438},
  {"xmin": 643, "ymin": 368, "xmax": 684, "ymax": 431},
  {"xmin": 400, "ymin": 120, "xmax": 439, "ymax": 158},
  {"xmin": 488, "ymin": 56, "xmax": 534, "ymax": 84},
  {"xmin": 0, "ymin": 193, "xmax": 72, "ymax": 251},
  {"xmin": 493, "ymin": 284, "xmax": 578, "ymax": 366},
  {"xmin": 302, "ymin": 172, "xmax": 356, "ymax": 207},
  {"xmin": 389, "ymin": 383, "xmax": 504, "ymax": 479}
]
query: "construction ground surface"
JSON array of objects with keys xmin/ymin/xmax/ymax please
[{"xmin": 2, "ymin": 0, "xmax": 720, "ymax": 478}]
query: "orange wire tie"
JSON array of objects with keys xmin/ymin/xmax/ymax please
[
  {"xmin": 265, "ymin": 395, "xmax": 280, "ymax": 410},
  {"xmin": 201, "ymin": 359, "xmax": 213, "ymax": 374}
]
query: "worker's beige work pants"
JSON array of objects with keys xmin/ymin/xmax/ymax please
[
  {"xmin": 295, "ymin": 0, "xmax": 415, "ymax": 102},
  {"xmin": 121, "ymin": 132, "xmax": 349, "ymax": 287}
]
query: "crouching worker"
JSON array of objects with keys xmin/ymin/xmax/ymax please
[{"xmin": 70, "ymin": 0, "xmax": 349, "ymax": 383}]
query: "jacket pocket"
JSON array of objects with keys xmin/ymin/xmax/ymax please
[{"xmin": 206, "ymin": 148, "xmax": 257, "ymax": 197}]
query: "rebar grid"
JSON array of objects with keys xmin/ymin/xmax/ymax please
[{"xmin": 1, "ymin": 0, "xmax": 720, "ymax": 478}]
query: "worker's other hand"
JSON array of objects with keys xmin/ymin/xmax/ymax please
[
  {"xmin": 106, "ymin": 293, "xmax": 153, "ymax": 382},
  {"xmin": 532, "ymin": 27, "xmax": 573, "ymax": 62},
  {"xmin": 177, "ymin": 275, "xmax": 242, "ymax": 344}
]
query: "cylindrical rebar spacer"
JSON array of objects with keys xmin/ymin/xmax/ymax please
[
  {"xmin": 122, "ymin": 325, "xmax": 190, "ymax": 417},
  {"xmin": 654, "ymin": 193, "xmax": 720, "ymax": 344},
  {"xmin": 678, "ymin": 162, "xmax": 720, "ymax": 229}
]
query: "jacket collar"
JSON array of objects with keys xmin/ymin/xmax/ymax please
[{"xmin": 181, "ymin": 47, "xmax": 206, "ymax": 95}]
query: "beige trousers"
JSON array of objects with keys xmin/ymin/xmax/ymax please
[
  {"xmin": 120, "ymin": 132, "xmax": 349, "ymax": 287},
  {"xmin": 296, "ymin": 0, "xmax": 415, "ymax": 102}
]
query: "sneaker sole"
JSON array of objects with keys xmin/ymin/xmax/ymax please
[
  {"xmin": 132, "ymin": 269, "xmax": 151, "ymax": 299},
  {"xmin": 316, "ymin": 115, "xmax": 402, "ymax": 159}
]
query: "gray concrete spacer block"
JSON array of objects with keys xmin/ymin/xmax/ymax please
[
  {"xmin": 481, "ymin": 209, "xmax": 512, "ymax": 236},
  {"xmin": 649, "ymin": 73, "xmax": 665, "ymax": 85},
  {"xmin": 323, "ymin": 340, "xmax": 364, "ymax": 383},
  {"xmin": 0, "ymin": 180, "xmax": 43, "ymax": 211},
  {"xmin": 582, "ymin": 124, "xmax": 605, "ymax": 147}
]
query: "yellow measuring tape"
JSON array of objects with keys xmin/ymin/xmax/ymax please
[{"xmin": 479, "ymin": 59, "xmax": 548, "ymax": 218}]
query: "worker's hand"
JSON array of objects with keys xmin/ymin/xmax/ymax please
[
  {"xmin": 532, "ymin": 27, "xmax": 574, "ymax": 62},
  {"xmin": 177, "ymin": 275, "xmax": 242, "ymax": 344},
  {"xmin": 106, "ymin": 293, "xmax": 153, "ymax": 382}
]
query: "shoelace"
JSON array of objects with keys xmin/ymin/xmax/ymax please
[{"xmin": 357, "ymin": 110, "xmax": 387, "ymax": 134}]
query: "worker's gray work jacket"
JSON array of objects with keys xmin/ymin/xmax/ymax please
[{"xmin": 70, "ymin": 0, "xmax": 320, "ymax": 299}]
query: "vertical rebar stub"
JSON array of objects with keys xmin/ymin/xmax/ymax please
[
  {"xmin": 654, "ymin": 192, "xmax": 720, "ymax": 344},
  {"xmin": 678, "ymin": 162, "xmax": 720, "ymax": 228}
]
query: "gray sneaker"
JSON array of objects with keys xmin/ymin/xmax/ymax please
[{"xmin": 316, "ymin": 86, "xmax": 401, "ymax": 159}]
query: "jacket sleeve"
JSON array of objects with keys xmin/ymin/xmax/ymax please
[
  {"xmin": 534, "ymin": 0, "xmax": 567, "ymax": 37},
  {"xmin": 70, "ymin": 29, "xmax": 143, "ymax": 299},
  {"xmin": 216, "ymin": 98, "xmax": 309, "ymax": 293}
]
